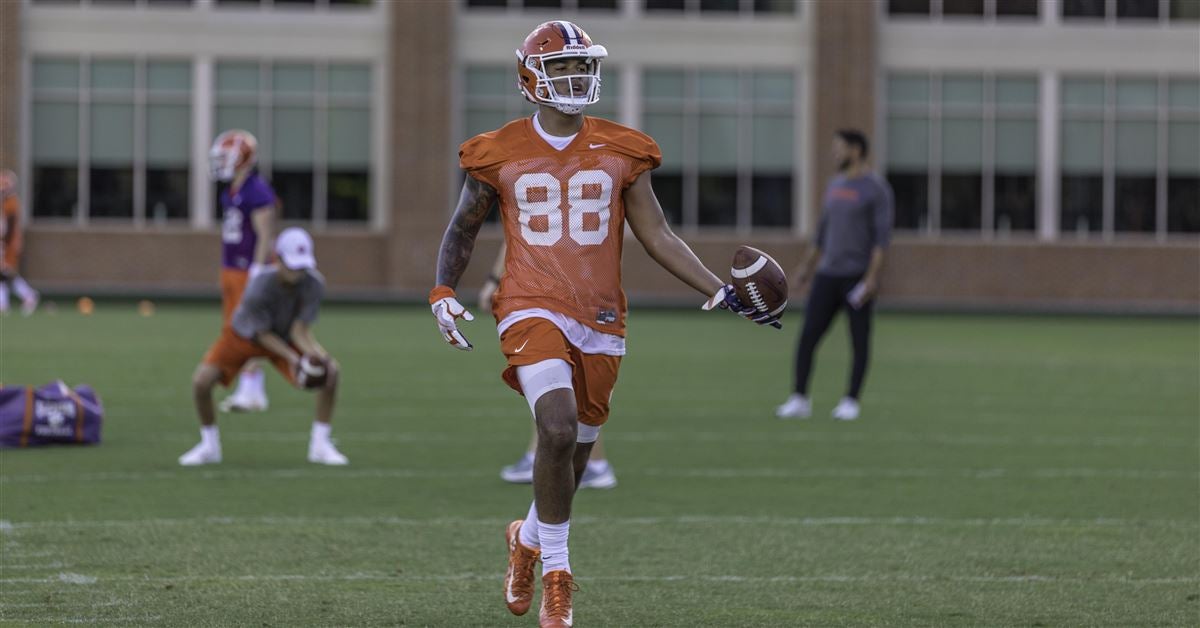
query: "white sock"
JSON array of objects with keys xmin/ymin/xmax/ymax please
[
  {"xmin": 12, "ymin": 277, "xmax": 36, "ymax": 302},
  {"xmin": 519, "ymin": 502, "xmax": 540, "ymax": 549},
  {"xmin": 236, "ymin": 368, "xmax": 264, "ymax": 397},
  {"xmin": 200, "ymin": 425, "xmax": 220, "ymax": 448},
  {"xmin": 521, "ymin": 450, "xmax": 535, "ymax": 464},
  {"xmin": 538, "ymin": 519, "xmax": 570, "ymax": 574},
  {"xmin": 586, "ymin": 459, "xmax": 608, "ymax": 473},
  {"xmin": 311, "ymin": 421, "xmax": 332, "ymax": 445},
  {"xmin": 0, "ymin": 283, "xmax": 8, "ymax": 311}
]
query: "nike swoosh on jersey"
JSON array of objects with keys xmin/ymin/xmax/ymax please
[
  {"xmin": 589, "ymin": 143, "xmax": 606, "ymax": 149},
  {"xmin": 514, "ymin": 339, "xmax": 530, "ymax": 353}
]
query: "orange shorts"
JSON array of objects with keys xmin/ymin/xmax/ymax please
[
  {"xmin": 220, "ymin": 268, "xmax": 249, "ymax": 324},
  {"xmin": 2, "ymin": 246, "xmax": 18, "ymax": 271},
  {"xmin": 202, "ymin": 327, "xmax": 296, "ymax": 388},
  {"xmin": 499, "ymin": 318, "xmax": 621, "ymax": 427}
]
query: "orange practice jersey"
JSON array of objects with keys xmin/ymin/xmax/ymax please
[{"xmin": 460, "ymin": 116, "xmax": 661, "ymax": 337}]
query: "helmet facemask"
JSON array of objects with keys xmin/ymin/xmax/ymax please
[{"xmin": 517, "ymin": 46, "xmax": 607, "ymax": 115}]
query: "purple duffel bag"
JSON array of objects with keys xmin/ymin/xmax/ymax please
[{"xmin": 0, "ymin": 381, "xmax": 103, "ymax": 448}]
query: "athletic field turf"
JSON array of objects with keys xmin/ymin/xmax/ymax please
[{"xmin": 1, "ymin": 303, "xmax": 1197, "ymax": 626}]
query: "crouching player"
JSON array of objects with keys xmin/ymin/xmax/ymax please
[{"xmin": 179, "ymin": 227, "xmax": 348, "ymax": 466}]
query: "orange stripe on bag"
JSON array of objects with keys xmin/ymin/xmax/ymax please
[{"xmin": 19, "ymin": 386, "xmax": 33, "ymax": 448}]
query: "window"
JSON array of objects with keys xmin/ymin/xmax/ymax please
[
  {"xmin": 888, "ymin": 0, "xmax": 1038, "ymax": 18},
  {"xmin": 643, "ymin": 69, "xmax": 796, "ymax": 229},
  {"xmin": 1168, "ymin": 79, "xmax": 1200, "ymax": 232},
  {"xmin": 1063, "ymin": 0, "xmax": 1196, "ymax": 21},
  {"xmin": 214, "ymin": 61, "xmax": 373, "ymax": 224},
  {"xmin": 1060, "ymin": 76, "xmax": 1200, "ymax": 237},
  {"xmin": 644, "ymin": 0, "xmax": 798, "ymax": 15},
  {"xmin": 30, "ymin": 57, "xmax": 192, "ymax": 223},
  {"xmin": 215, "ymin": 0, "xmax": 373, "ymax": 7},
  {"xmin": 464, "ymin": 0, "xmax": 619, "ymax": 10},
  {"xmin": 884, "ymin": 73, "xmax": 1038, "ymax": 235},
  {"xmin": 1172, "ymin": 0, "xmax": 1200, "ymax": 19}
]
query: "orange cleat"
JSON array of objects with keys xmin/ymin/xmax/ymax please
[
  {"xmin": 504, "ymin": 520, "xmax": 540, "ymax": 616},
  {"xmin": 539, "ymin": 569, "xmax": 578, "ymax": 627}
]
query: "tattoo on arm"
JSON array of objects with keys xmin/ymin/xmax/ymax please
[{"xmin": 435, "ymin": 175, "xmax": 499, "ymax": 288}]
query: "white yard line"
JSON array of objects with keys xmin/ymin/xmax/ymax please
[
  {"xmin": 135, "ymin": 429, "xmax": 1194, "ymax": 449},
  {"xmin": 2, "ymin": 466, "xmax": 1192, "ymax": 485},
  {"xmin": 0, "ymin": 571, "xmax": 1194, "ymax": 587},
  {"xmin": 0, "ymin": 514, "xmax": 1193, "ymax": 532}
]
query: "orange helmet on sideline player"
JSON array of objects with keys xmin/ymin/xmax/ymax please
[
  {"xmin": 209, "ymin": 130, "xmax": 258, "ymax": 182},
  {"xmin": 515, "ymin": 20, "xmax": 607, "ymax": 115}
]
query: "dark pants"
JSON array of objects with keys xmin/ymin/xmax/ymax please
[{"xmin": 793, "ymin": 273, "xmax": 873, "ymax": 400}]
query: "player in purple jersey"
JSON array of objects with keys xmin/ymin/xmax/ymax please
[{"xmin": 209, "ymin": 130, "xmax": 276, "ymax": 412}]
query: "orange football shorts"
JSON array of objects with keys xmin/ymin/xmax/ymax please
[
  {"xmin": 500, "ymin": 317, "xmax": 621, "ymax": 427},
  {"xmin": 202, "ymin": 327, "xmax": 296, "ymax": 388},
  {"xmin": 219, "ymin": 268, "xmax": 250, "ymax": 325}
]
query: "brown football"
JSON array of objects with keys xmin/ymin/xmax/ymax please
[
  {"xmin": 730, "ymin": 245, "xmax": 788, "ymax": 321},
  {"xmin": 296, "ymin": 354, "xmax": 329, "ymax": 390}
]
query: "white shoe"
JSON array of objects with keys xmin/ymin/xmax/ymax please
[
  {"xmin": 500, "ymin": 454, "xmax": 535, "ymax": 484},
  {"xmin": 832, "ymin": 398, "xmax": 860, "ymax": 421},
  {"xmin": 308, "ymin": 440, "xmax": 349, "ymax": 465},
  {"xmin": 20, "ymin": 294, "xmax": 39, "ymax": 317},
  {"xmin": 178, "ymin": 442, "xmax": 222, "ymax": 466},
  {"xmin": 579, "ymin": 461, "xmax": 617, "ymax": 490},
  {"xmin": 218, "ymin": 391, "xmax": 268, "ymax": 413},
  {"xmin": 775, "ymin": 394, "xmax": 812, "ymax": 419}
]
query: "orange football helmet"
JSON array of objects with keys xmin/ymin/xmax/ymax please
[
  {"xmin": 209, "ymin": 129, "xmax": 258, "ymax": 182},
  {"xmin": 515, "ymin": 20, "xmax": 608, "ymax": 115},
  {"xmin": 0, "ymin": 169, "xmax": 16, "ymax": 200}
]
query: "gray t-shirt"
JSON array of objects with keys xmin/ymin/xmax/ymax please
[
  {"xmin": 231, "ymin": 268, "xmax": 325, "ymax": 342},
  {"xmin": 815, "ymin": 173, "xmax": 894, "ymax": 277}
]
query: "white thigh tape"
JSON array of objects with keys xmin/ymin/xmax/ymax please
[{"xmin": 516, "ymin": 358, "xmax": 574, "ymax": 417}]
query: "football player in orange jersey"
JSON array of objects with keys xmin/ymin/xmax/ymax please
[
  {"xmin": 429, "ymin": 21, "xmax": 778, "ymax": 627},
  {"xmin": 0, "ymin": 169, "xmax": 40, "ymax": 316}
]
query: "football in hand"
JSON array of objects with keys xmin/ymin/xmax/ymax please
[
  {"xmin": 295, "ymin": 354, "xmax": 329, "ymax": 390},
  {"xmin": 730, "ymin": 245, "xmax": 788, "ymax": 321}
]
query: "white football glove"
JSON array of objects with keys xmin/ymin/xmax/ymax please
[{"xmin": 429, "ymin": 286, "xmax": 475, "ymax": 351}]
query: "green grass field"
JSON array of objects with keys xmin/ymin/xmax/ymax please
[{"xmin": 1, "ymin": 302, "xmax": 1197, "ymax": 627}]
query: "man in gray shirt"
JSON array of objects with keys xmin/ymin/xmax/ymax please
[
  {"xmin": 179, "ymin": 227, "xmax": 348, "ymax": 466},
  {"xmin": 777, "ymin": 129, "xmax": 894, "ymax": 421}
]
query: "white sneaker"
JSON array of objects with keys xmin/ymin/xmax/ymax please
[
  {"xmin": 20, "ymin": 293, "xmax": 39, "ymax": 317},
  {"xmin": 579, "ymin": 461, "xmax": 617, "ymax": 490},
  {"xmin": 500, "ymin": 454, "xmax": 535, "ymax": 484},
  {"xmin": 218, "ymin": 391, "xmax": 268, "ymax": 413},
  {"xmin": 775, "ymin": 394, "xmax": 812, "ymax": 419},
  {"xmin": 178, "ymin": 442, "xmax": 222, "ymax": 466},
  {"xmin": 832, "ymin": 398, "xmax": 860, "ymax": 421},
  {"xmin": 308, "ymin": 440, "xmax": 349, "ymax": 465}
]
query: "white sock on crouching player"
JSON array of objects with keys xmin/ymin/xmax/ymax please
[
  {"xmin": 201, "ymin": 425, "xmax": 220, "ymax": 448},
  {"xmin": 538, "ymin": 519, "xmax": 570, "ymax": 574},
  {"xmin": 310, "ymin": 421, "xmax": 332, "ymax": 444},
  {"xmin": 12, "ymin": 277, "xmax": 36, "ymax": 302},
  {"xmin": 0, "ymin": 283, "xmax": 8, "ymax": 312},
  {"xmin": 235, "ymin": 367, "xmax": 265, "ymax": 398},
  {"xmin": 519, "ymin": 502, "xmax": 540, "ymax": 548}
]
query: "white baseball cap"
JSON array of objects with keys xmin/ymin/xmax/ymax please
[{"xmin": 275, "ymin": 227, "xmax": 317, "ymax": 270}]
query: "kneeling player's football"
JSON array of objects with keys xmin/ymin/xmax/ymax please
[
  {"xmin": 730, "ymin": 245, "xmax": 788, "ymax": 322},
  {"xmin": 295, "ymin": 354, "xmax": 329, "ymax": 390}
]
